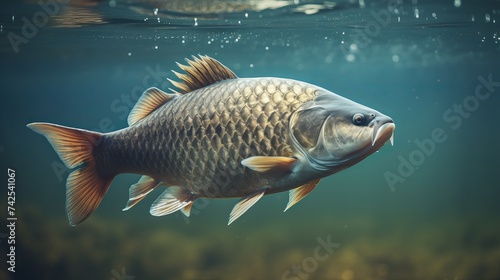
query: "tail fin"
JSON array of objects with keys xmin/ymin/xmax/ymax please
[{"xmin": 27, "ymin": 122, "xmax": 113, "ymax": 226}]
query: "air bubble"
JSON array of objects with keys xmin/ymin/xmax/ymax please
[{"xmin": 485, "ymin": 14, "xmax": 491, "ymax": 23}]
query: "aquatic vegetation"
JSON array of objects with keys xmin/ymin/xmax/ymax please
[{"xmin": 9, "ymin": 207, "xmax": 500, "ymax": 280}]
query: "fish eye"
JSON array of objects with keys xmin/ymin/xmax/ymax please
[{"xmin": 352, "ymin": 113, "xmax": 365, "ymax": 125}]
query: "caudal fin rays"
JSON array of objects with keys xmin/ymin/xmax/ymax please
[
  {"xmin": 27, "ymin": 123, "xmax": 113, "ymax": 226},
  {"xmin": 66, "ymin": 166, "xmax": 113, "ymax": 226}
]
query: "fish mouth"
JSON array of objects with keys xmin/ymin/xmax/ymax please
[{"xmin": 370, "ymin": 117, "xmax": 395, "ymax": 147}]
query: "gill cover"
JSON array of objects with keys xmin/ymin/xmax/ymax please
[{"xmin": 289, "ymin": 93, "xmax": 376, "ymax": 171}]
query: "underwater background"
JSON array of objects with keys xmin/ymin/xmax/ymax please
[{"xmin": 1, "ymin": 0, "xmax": 499, "ymax": 279}]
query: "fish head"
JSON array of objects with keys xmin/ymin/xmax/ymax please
[{"xmin": 290, "ymin": 92, "xmax": 395, "ymax": 172}]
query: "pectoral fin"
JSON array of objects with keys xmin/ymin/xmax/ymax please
[
  {"xmin": 123, "ymin": 175, "xmax": 162, "ymax": 211},
  {"xmin": 150, "ymin": 187, "xmax": 196, "ymax": 217},
  {"xmin": 228, "ymin": 188, "xmax": 267, "ymax": 225},
  {"xmin": 284, "ymin": 179, "xmax": 321, "ymax": 212},
  {"xmin": 241, "ymin": 156, "xmax": 297, "ymax": 174}
]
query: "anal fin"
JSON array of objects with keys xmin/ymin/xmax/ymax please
[
  {"xmin": 284, "ymin": 179, "xmax": 321, "ymax": 212},
  {"xmin": 228, "ymin": 188, "xmax": 267, "ymax": 225},
  {"xmin": 150, "ymin": 187, "xmax": 196, "ymax": 217},
  {"xmin": 123, "ymin": 175, "xmax": 162, "ymax": 211}
]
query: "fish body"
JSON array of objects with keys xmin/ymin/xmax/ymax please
[
  {"xmin": 134, "ymin": 0, "xmax": 336, "ymax": 17},
  {"xmin": 28, "ymin": 55, "xmax": 395, "ymax": 225},
  {"xmin": 98, "ymin": 77, "xmax": 318, "ymax": 197}
]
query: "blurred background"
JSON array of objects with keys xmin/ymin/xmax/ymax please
[{"xmin": 1, "ymin": 0, "xmax": 499, "ymax": 279}]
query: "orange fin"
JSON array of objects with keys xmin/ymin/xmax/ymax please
[
  {"xmin": 27, "ymin": 122, "xmax": 113, "ymax": 226},
  {"xmin": 284, "ymin": 179, "xmax": 321, "ymax": 212},
  {"xmin": 241, "ymin": 156, "xmax": 297, "ymax": 174},
  {"xmin": 150, "ymin": 187, "xmax": 196, "ymax": 217},
  {"xmin": 122, "ymin": 175, "xmax": 162, "ymax": 211},
  {"xmin": 128, "ymin": 87, "xmax": 177, "ymax": 126},
  {"xmin": 180, "ymin": 203, "xmax": 194, "ymax": 217},
  {"xmin": 168, "ymin": 55, "xmax": 237, "ymax": 94},
  {"xmin": 228, "ymin": 188, "xmax": 267, "ymax": 225}
]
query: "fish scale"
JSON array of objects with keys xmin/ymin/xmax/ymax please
[
  {"xmin": 107, "ymin": 77, "xmax": 319, "ymax": 197},
  {"xmin": 27, "ymin": 55, "xmax": 395, "ymax": 225},
  {"xmin": 118, "ymin": 79, "xmax": 300, "ymax": 197}
]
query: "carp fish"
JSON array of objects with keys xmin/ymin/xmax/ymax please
[{"xmin": 27, "ymin": 55, "xmax": 395, "ymax": 226}]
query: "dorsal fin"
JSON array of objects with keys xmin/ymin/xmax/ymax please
[
  {"xmin": 127, "ymin": 87, "xmax": 177, "ymax": 126},
  {"xmin": 168, "ymin": 55, "xmax": 238, "ymax": 94}
]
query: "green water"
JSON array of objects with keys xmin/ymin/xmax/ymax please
[{"xmin": 1, "ymin": 0, "xmax": 499, "ymax": 279}]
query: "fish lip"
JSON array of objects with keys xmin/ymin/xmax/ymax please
[{"xmin": 371, "ymin": 117, "xmax": 395, "ymax": 147}]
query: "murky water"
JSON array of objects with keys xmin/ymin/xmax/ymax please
[{"xmin": 1, "ymin": 0, "xmax": 499, "ymax": 279}]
